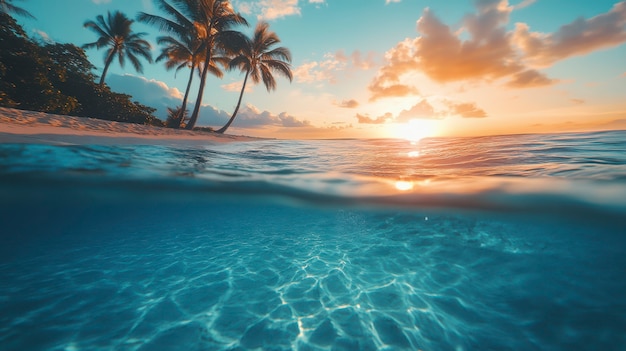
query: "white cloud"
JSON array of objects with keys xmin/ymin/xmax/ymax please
[
  {"xmin": 234, "ymin": 0, "xmax": 327, "ymax": 19},
  {"xmin": 293, "ymin": 61, "xmax": 332, "ymax": 83},
  {"xmin": 221, "ymin": 81, "xmax": 253, "ymax": 93},
  {"xmin": 294, "ymin": 50, "xmax": 377, "ymax": 84},
  {"xmin": 141, "ymin": 0, "xmax": 154, "ymax": 11},
  {"xmin": 104, "ymin": 74, "xmax": 307, "ymax": 130},
  {"xmin": 196, "ymin": 105, "xmax": 231, "ymax": 128},
  {"xmin": 233, "ymin": 104, "xmax": 311, "ymax": 128},
  {"xmin": 238, "ymin": 2, "xmax": 252, "ymax": 15},
  {"xmin": 335, "ymin": 50, "xmax": 378, "ymax": 70},
  {"xmin": 109, "ymin": 74, "xmax": 182, "ymax": 99},
  {"xmin": 106, "ymin": 74, "xmax": 185, "ymax": 119},
  {"xmin": 235, "ymin": 0, "xmax": 300, "ymax": 20},
  {"xmin": 32, "ymin": 29, "xmax": 53, "ymax": 43},
  {"xmin": 512, "ymin": 0, "xmax": 536, "ymax": 10}
]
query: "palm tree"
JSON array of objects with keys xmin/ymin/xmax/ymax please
[
  {"xmin": 153, "ymin": 32, "xmax": 229, "ymax": 128},
  {"xmin": 165, "ymin": 105, "xmax": 189, "ymax": 128},
  {"xmin": 216, "ymin": 21, "xmax": 292, "ymax": 134},
  {"xmin": 0, "ymin": 0, "xmax": 35, "ymax": 18},
  {"xmin": 83, "ymin": 11, "xmax": 152, "ymax": 86},
  {"xmin": 184, "ymin": 0, "xmax": 248, "ymax": 130},
  {"xmin": 139, "ymin": 0, "xmax": 248, "ymax": 130},
  {"xmin": 155, "ymin": 34, "xmax": 204, "ymax": 128}
]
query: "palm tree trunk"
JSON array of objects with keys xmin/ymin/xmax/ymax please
[
  {"xmin": 216, "ymin": 70, "xmax": 249, "ymax": 134},
  {"xmin": 176, "ymin": 64, "xmax": 195, "ymax": 128},
  {"xmin": 186, "ymin": 50, "xmax": 211, "ymax": 130},
  {"xmin": 99, "ymin": 50, "xmax": 116, "ymax": 86}
]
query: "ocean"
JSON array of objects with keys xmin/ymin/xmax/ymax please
[{"xmin": 1, "ymin": 130, "xmax": 625, "ymax": 351}]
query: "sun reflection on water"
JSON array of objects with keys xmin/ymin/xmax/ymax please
[{"xmin": 394, "ymin": 178, "xmax": 432, "ymax": 192}]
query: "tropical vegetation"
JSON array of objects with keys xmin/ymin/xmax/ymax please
[
  {"xmin": 216, "ymin": 21, "xmax": 292, "ymax": 134},
  {"xmin": 138, "ymin": 0, "xmax": 249, "ymax": 130},
  {"xmin": 0, "ymin": 0, "xmax": 34, "ymax": 19},
  {"xmin": 165, "ymin": 105, "xmax": 189, "ymax": 128},
  {"xmin": 83, "ymin": 11, "xmax": 153, "ymax": 86},
  {"xmin": 0, "ymin": 0, "xmax": 293, "ymax": 133},
  {"xmin": 0, "ymin": 12, "xmax": 161, "ymax": 125},
  {"xmin": 154, "ymin": 33, "xmax": 203, "ymax": 128}
]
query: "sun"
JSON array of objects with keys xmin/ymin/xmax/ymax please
[{"xmin": 391, "ymin": 119, "xmax": 441, "ymax": 142}]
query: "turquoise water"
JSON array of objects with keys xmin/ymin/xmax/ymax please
[{"xmin": 1, "ymin": 131, "xmax": 626, "ymax": 350}]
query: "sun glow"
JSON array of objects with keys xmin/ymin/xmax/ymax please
[
  {"xmin": 395, "ymin": 180, "xmax": 414, "ymax": 191},
  {"xmin": 391, "ymin": 119, "xmax": 441, "ymax": 142}
]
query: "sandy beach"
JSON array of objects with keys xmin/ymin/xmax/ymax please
[{"xmin": 0, "ymin": 107, "xmax": 261, "ymax": 145}]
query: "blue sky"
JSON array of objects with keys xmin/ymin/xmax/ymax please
[{"xmin": 13, "ymin": 0, "xmax": 626, "ymax": 138}]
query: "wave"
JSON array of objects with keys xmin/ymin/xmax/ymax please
[
  {"xmin": 2, "ymin": 170, "xmax": 625, "ymax": 229},
  {"xmin": 1, "ymin": 130, "xmax": 625, "ymax": 226}
]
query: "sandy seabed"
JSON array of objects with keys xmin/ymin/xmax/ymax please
[{"xmin": 0, "ymin": 107, "xmax": 261, "ymax": 145}]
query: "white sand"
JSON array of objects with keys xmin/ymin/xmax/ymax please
[{"xmin": 0, "ymin": 107, "xmax": 263, "ymax": 145}]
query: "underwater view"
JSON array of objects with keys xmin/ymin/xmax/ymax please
[{"xmin": 1, "ymin": 131, "xmax": 626, "ymax": 351}]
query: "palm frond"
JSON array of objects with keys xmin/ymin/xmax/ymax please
[
  {"xmin": 264, "ymin": 47, "xmax": 292, "ymax": 62},
  {"xmin": 259, "ymin": 65, "xmax": 277, "ymax": 91},
  {"xmin": 265, "ymin": 60, "xmax": 293, "ymax": 81},
  {"xmin": 83, "ymin": 10, "xmax": 152, "ymax": 84},
  {"xmin": 0, "ymin": 1, "xmax": 35, "ymax": 18},
  {"xmin": 127, "ymin": 53, "xmax": 143, "ymax": 73}
]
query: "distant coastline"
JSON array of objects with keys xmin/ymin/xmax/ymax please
[{"xmin": 0, "ymin": 107, "xmax": 263, "ymax": 145}]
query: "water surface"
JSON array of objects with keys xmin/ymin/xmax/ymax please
[{"xmin": 1, "ymin": 131, "xmax": 625, "ymax": 350}]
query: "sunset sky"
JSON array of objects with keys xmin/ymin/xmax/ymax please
[{"xmin": 14, "ymin": 0, "xmax": 626, "ymax": 139}]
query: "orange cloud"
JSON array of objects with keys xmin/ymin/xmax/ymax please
[
  {"xmin": 396, "ymin": 99, "xmax": 437, "ymax": 122},
  {"xmin": 221, "ymin": 81, "xmax": 253, "ymax": 93},
  {"xmin": 514, "ymin": 2, "xmax": 626, "ymax": 66},
  {"xmin": 370, "ymin": 0, "xmax": 626, "ymax": 98},
  {"xmin": 368, "ymin": 36, "xmax": 422, "ymax": 100},
  {"xmin": 334, "ymin": 99, "xmax": 359, "ymax": 108},
  {"xmin": 356, "ymin": 113, "xmax": 393, "ymax": 124},
  {"xmin": 356, "ymin": 98, "xmax": 486, "ymax": 124},
  {"xmin": 444, "ymin": 101, "xmax": 488, "ymax": 118},
  {"xmin": 506, "ymin": 69, "xmax": 556, "ymax": 88},
  {"xmin": 368, "ymin": 79, "xmax": 419, "ymax": 101},
  {"xmin": 324, "ymin": 122, "xmax": 353, "ymax": 131},
  {"xmin": 370, "ymin": 3, "xmax": 525, "ymax": 95}
]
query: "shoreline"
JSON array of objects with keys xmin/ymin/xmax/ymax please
[{"xmin": 0, "ymin": 107, "xmax": 265, "ymax": 145}]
